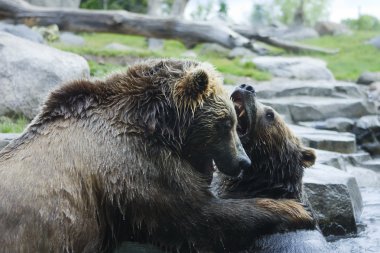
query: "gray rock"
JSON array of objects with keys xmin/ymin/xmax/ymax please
[
  {"xmin": 346, "ymin": 166, "xmax": 380, "ymax": 187},
  {"xmin": 251, "ymin": 230, "xmax": 330, "ymax": 253},
  {"xmin": 355, "ymin": 115, "xmax": 380, "ymax": 129},
  {"xmin": 252, "ymin": 57, "xmax": 334, "ymax": 80},
  {"xmin": 358, "ymin": 158, "xmax": 380, "ymax": 173},
  {"xmin": 200, "ymin": 43, "xmax": 230, "ymax": 56},
  {"xmin": 25, "ymin": 0, "xmax": 80, "ymax": 8},
  {"xmin": 367, "ymin": 36, "xmax": 380, "ymax": 50},
  {"xmin": 353, "ymin": 115, "xmax": 380, "ymax": 155},
  {"xmin": 0, "ymin": 23, "xmax": 44, "ymax": 43},
  {"xmin": 261, "ymin": 96, "xmax": 377, "ymax": 122},
  {"xmin": 104, "ymin": 43, "xmax": 137, "ymax": 51},
  {"xmin": 299, "ymin": 117, "xmax": 355, "ymax": 132},
  {"xmin": 290, "ymin": 125, "xmax": 356, "ymax": 154},
  {"xmin": 253, "ymin": 79, "xmax": 364, "ymax": 99},
  {"xmin": 0, "ymin": 32, "xmax": 89, "ymax": 119},
  {"xmin": 228, "ymin": 47, "xmax": 256, "ymax": 59},
  {"xmin": 357, "ymin": 71, "xmax": 380, "ymax": 85},
  {"xmin": 304, "ymin": 164, "xmax": 363, "ymax": 236},
  {"xmin": 314, "ymin": 149, "xmax": 347, "ymax": 171},
  {"xmin": 60, "ymin": 32, "xmax": 85, "ymax": 46},
  {"xmin": 0, "ymin": 133, "xmax": 20, "ymax": 150},
  {"xmin": 315, "ymin": 21, "xmax": 351, "ymax": 36},
  {"xmin": 369, "ymin": 82, "xmax": 380, "ymax": 102},
  {"xmin": 342, "ymin": 152, "xmax": 372, "ymax": 165}
]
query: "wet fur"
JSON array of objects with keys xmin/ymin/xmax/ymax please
[
  {"xmin": 0, "ymin": 60, "xmax": 314, "ymax": 253},
  {"xmin": 213, "ymin": 91, "xmax": 316, "ymax": 201}
]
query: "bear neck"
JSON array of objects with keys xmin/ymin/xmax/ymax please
[{"xmin": 216, "ymin": 143, "xmax": 304, "ymax": 201}]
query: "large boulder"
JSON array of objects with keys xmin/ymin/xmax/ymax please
[
  {"xmin": 0, "ymin": 32, "xmax": 89, "ymax": 119},
  {"xmin": 303, "ymin": 164, "xmax": 363, "ymax": 236},
  {"xmin": 0, "ymin": 23, "xmax": 44, "ymax": 44},
  {"xmin": 252, "ymin": 57, "xmax": 334, "ymax": 80},
  {"xmin": 25, "ymin": 0, "xmax": 80, "ymax": 8}
]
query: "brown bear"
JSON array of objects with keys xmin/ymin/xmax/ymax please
[
  {"xmin": 0, "ymin": 59, "xmax": 314, "ymax": 253},
  {"xmin": 212, "ymin": 84, "xmax": 330, "ymax": 253},
  {"xmin": 213, "ymin": 84, "xmax": 316, "ymax": 201}
]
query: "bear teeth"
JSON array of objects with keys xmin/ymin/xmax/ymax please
[{"xmin": 239, "ymin": 109, "xmax": 246, "ymax": 118}]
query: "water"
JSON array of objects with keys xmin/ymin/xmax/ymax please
[
  {"xmin": 117, "ymin": 188, "xmax": 380, "ymax": 253},
  {"xmin": 329, "ymin": 187, "xmax": 380, "ymax": 253}
]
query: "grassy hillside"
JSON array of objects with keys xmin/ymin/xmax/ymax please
[
  {"xmin": 51, "ymin": 31, "xmax": 380, "ymax": 82},
  {"xmin": 1, "ymin": 30, "xmax": 379, "ymax": 133},
  {"xmin": 293, "ymin": 31, "xmax": 380, "ymax": 80}
]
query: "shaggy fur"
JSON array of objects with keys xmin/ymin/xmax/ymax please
[
  {"xmin": 213, "ymin": 84, "xmax": 316, "ymax": 201},
  {"xmin": 0, "ymin": 60, "xmax": 314, "ymax": 253}
]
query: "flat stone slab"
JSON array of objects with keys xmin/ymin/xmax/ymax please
[
  {"xmin": 261, "ymin": 96, "xmax": 377, "ymax": 122},
  {"xmin": 252, "ymin": 57, "xmax": 334, "ymax": 80},
  {"xmin": 252, "ymin": 79, "xmax": 364, "ymax": 99},
  {"xmin": 290, "ymin": 125, "xmax": 356, "ymax": 154},
  {"xmin": 359, "ymin": 158, "xmax": 380, "ymax": 172},
  {"xmin": 304, "ymin": 164, "xmax": 363, "ymax": 236},
  {"xmin": 299, "ymin": 117, "xmax": 355, "ymax": 132},
  {"xmin": 346, "ymin": 165, "xmax": 380, "ymax": 187}
]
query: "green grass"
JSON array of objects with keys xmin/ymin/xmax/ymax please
[
  {"xmin": 50, "ymin": 32, "xmax": 271, "ymax": 80},
  {"xmin": 88, "ymin": 60, "xmax": 127, "ymax": 77},
  {"xmin": 0, "ymin": 116, "xmax": 29, "ymax": 133},
  {"xmin": 288, "ymin": 31, "xmax": 380, "ymax": 81},
  {"xmin": 50, "ymin": 31, "xmax": 380, "ymax": 82}
]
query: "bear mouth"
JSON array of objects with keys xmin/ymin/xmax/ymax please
[{"xmin": 231, "ymin": 91, "xmax": 249, "ymax": 137}]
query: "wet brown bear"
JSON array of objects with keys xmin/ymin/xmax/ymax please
[
  {"xmin": 211, "ymin": 85, "xmax": 328, "ymax": 253},
  {"xmin": 0, "ymin": 60, "xmax": 314, "ymax": 253},
  {"xmin": 213, "ymin": 84, "xmax": 316, "ymax": 200}
]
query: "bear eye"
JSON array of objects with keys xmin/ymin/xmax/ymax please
[
  {"xmin": 223, "ymin": 120, "xmax": 232, "ymax": 129},
  {"xmin": 265, "ymin": 110, "xmax": 274, "ymax": 121},
  {"xmin": 218, "ymin": 119, "xmax": 232, "ymax": 130}
]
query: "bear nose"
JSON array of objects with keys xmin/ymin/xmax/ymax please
[{"xmin": 238, "ymin": 84, "xmax": 255, "ymax": 94}]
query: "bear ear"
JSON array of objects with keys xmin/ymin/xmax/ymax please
[
  {"xmin": 301, "ymin": 148, "xmax": 316, "ymax": 168},
  {"xmin": 174, "ymin": 68, "xmax": 210, "ymax": 108}
]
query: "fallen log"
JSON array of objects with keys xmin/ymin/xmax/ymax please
[
  {"xmin": 232, "ymin": 25, "xmax": 340, "ymax": 54},
  {"xmin": 0, "ymin": 0, "xmax": 253, "ymax": 50}
]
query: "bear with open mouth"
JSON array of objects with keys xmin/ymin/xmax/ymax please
[{"xmin": 212, "ymin": 84, "xmax": 332, "ymax": 253}]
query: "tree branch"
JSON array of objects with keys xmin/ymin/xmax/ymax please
[
  {"xmin": 0, "ymin": 0, "xmax": 253, "ymax": 50},
  {"xmin": 232, "ymin": 25, "xmax": 339, "ymax": 55}
]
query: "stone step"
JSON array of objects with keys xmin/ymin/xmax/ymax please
[
  {"xmin": 252, "ymin": 79, "xmax": 365, "ymax": 99},
  {"xmin": 313, "ymin": 149, "xmax": 372, "ymax": 171},
  {"xmin": 359, "ymin": 158, "xmax": 380, "ymax": 172},
  {"xmin": 261, "ymin": 96, "xmax": 377, "ymax": 122},
  {"xmin": 304, "ymin": 163, "xmax": 363, "ymax": 236},
  {"xmin": 290, "ymin": 125, "xmax": 356, "ymax": 154}
]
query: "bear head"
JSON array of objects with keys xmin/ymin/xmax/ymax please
[{"xmin": 215, "ymin": 84, "xmax": 316, "ymax": 200}]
